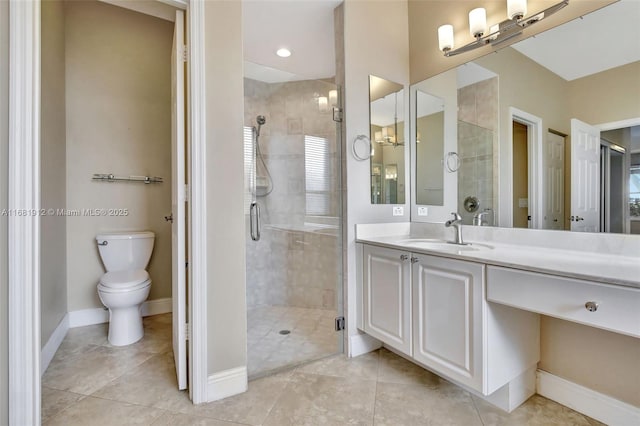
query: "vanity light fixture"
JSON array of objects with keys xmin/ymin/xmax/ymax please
[
  {"xmin": 438, "ymin": 0, "xmax": 569, "ymax": 57},
  {"xmin": 276, "ymin": 47, "xmax": 291, "ymax": 58}
]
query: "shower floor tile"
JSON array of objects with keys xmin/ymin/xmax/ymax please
[{"xmin": 247, "ymin": 305, "xmax": 340, "ymax": 378}]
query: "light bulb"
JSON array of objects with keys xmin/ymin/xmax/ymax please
[
  {"xmin": 328, "ymin": 90, "xmax": 338, "ymax": 106},
  {"xmin": 469, "ymin": 8, "xmax": 487, "ymax": 38},
  {"xmin": 318, "ymin": 96, "xmax": 328, "ymax": 113},
  {"xmin": 507, "ymin": 0, "xmax": 527, "ymax": 20},
  {"xmin": 438, "ymin": 24, "xmax": 454, "ymax": 52}
]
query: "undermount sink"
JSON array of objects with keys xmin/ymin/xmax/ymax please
[{"xmin": 394, "ymin": 238, "xmax": 493, "ymax": 252}]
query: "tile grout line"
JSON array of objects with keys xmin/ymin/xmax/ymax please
[
  {"xmin": 469, "ymin": 392, "xmax": 487, "ymax": 426},
  {"xmin": 253, "ymin": 370, "xmax": 296, "ymax": 426}
]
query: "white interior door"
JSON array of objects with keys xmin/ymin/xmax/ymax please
[
  {"xmin": 570, "ymin": 119, "xmax": 600, "ymax": 232},
  {"xmin": 544, "ymin": 132, "xmax": 565, "ymax": 230},
  {"xmin": 171, "ymin": 9, "xmax": 187, "ymax": 390}
]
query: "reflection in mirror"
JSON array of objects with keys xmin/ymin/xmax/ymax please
[
  {"xmin": 370, "ymin": 75, "xmax": 405, "ymax": 204},
  {"xmin": 410, "ymin": 0, "xmax": 640, "ymax": 233},
  {"xmin": 415, "ymin": 91, "xmax": 445, "ymax": 205}
]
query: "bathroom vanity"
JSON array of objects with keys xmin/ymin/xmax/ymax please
[{"xmin": 355, "ymin": 223, "xmax": 640, "ymax": 413}]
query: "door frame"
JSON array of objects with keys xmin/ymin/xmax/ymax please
[
  {"xmin": 8, "ymin": 0, "xmax": 208, "ymax": 423},
  {"xmin": 508, "ymin": 107, "xmax": 543, "ymax": 229}
]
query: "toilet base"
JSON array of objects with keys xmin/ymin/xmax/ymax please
[{"xmin": 108, "ymin": 305, "xmax": 144, "ymax": 346}]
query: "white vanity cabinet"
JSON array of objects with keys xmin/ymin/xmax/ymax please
[
  {"xmin": 411, "ymin": 253, "xmax": 484, "ymax": 391},
  {"xmin": 359, "ymin": 243, "xmax": 540, "ymax": 403},
  {"xmin": 362, "ymin": 245, "xmax": 412, "ymax": 355}
]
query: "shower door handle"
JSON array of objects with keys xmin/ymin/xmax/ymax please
[{"xmin": 250, "ymin": 202, "xmax": 261, "ymax": 241}]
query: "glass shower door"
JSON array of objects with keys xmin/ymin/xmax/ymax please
[{"xmin": 243, "ymin": 63, "xmax": 343, "ymax": 378}]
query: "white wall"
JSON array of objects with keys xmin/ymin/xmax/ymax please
[
  {"xmin": 340, "ymin": 0, "xmax": 410, "ymax": 351},
  {"xmin": 0, "ymin": 0, "xmax": 9, "ymax": 421},
  {"xmin": 204, "ymin": 0, "xmax": 248, "ymax": 375},
  {"xmin": 41, "ymin": 0, "xmax": 68, "ymax": 348},
  {"xmin": 65, "ymin": 0, "xmax": 173, "ymax": 311}
]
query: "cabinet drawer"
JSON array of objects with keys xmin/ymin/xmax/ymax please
[{"xmin": 487, "ymin": 266, "xmax": 640, "ymax": 338}]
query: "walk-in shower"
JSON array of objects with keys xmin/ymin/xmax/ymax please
[{"xmin": 244, "ymin": 63, "xmax": 343, "ymax": 378}]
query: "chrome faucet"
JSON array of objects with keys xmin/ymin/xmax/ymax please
[
  {"xmin": 473, "ymin": 209, "xmax": 492, "ymax": 226},
  {"xmin": 445, "ymin": 212, "xmax": 466, "ymax": 245}
]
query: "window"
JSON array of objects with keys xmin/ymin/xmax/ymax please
[{"xmin": 305, "ymin": 135, "xmax": 331, "ymax": 216}]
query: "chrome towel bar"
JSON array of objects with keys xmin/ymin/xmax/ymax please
[{"xmin": 92, "ymin": 173, "xmax": 163, "ymax": 184}]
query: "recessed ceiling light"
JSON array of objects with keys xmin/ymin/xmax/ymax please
[{"xmin": 276, "ymin": 48, "xmax": 291, "ymax": 58}]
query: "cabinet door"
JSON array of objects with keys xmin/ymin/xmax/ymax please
[
  {"xmin": 412, "ymin": 254, "xmax": 484, "ymax": 391},
  {"xmin": 363, "ymin": 245, "xmax": 411, "ymax": 355}
]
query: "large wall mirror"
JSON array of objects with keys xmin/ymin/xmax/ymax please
[
  {"xmin": 410, "ymin": 0, "xmax": 640, "ymax": 234},
  {"xmin": 370, "ymin": 75, "xmax": 405, "ymax": 204}
]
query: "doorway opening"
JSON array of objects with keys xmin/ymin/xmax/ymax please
[
  {"xmin": 512, "ymin": 121, "xmax": 529, "ymax": 228},
  {"xmin": 39, "ymin": 0, "xmax": 188, "ymax": 408}
]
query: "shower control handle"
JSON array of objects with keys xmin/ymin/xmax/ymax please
[{"xmin": 250, "ymin": 202, "xmax": 261, "ymax": 241}]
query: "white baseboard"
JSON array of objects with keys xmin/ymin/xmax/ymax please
[
  {"xmin": 537, "ymin": 370, "xmax": 640, "ymax": 426},
  {"xmin": 140, "ymin": 297, "xmax": 173, "ymax": 317},
  {"xmin": 207, "ymin": 366, "xmax": 248, "ymax": 402},
  {"xmin": 68, "ymin": 297, "xmax": 172, "ymax": 328},
  {"xmin": 41, "ymin": 314, "xmax": 70, "ymax": 376},
  {"xmin": 348, "ymin": 332, "xmax": 382, "ymax": 357}
]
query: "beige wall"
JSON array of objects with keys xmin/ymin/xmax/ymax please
[
  {"xmin": 540, "ymin": 317, "xmax": 640, "ymax": 406},
  {"xmin": 65, "ymin": 0, "xmax": 173, "ymax": 310},
  {"xmin": 408, "ymin": 0, "xmax": 615, "ymax": 82},
  {"xmin": 204, "ymin": 0, "xmax": 248, "ymax": 374},
  {"xmin": 341, "ymin": 0, "xmax": 410, "ymax": 348},
  {"xmin": 41, "ymin": 0, "xmax": 68, "ymax": 347},
  {"xmin": 0, "ymin": 0, "xmax": 9, "ymax": 422},
  {"xmin": 475, "ymin": 47, "xmax": 571, "ymax": 226},
  {"xmin": 416, "ymin": 112, "xmax": 444, "ymax": 205},
  {"xmin": 569, "ymin": 61, "xmax": 640, "ymax": 125}
]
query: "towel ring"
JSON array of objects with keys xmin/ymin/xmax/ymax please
[
  {"xmin": 352, "ymin": 134, "xmax": 372, "ymax": 161},
  {"xmin": 444, "ymin": 152, "xmax": 460, "ymax": 173}
]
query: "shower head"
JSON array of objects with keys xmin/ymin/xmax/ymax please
[{"xmin": 254, "ymin": 115, "xmax": 266, "ymax": 137}]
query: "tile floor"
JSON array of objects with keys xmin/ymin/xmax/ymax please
[
  {"xmin": 247, "ymin": 305, "xmax": 339, "ymax": 377},
  {"xmin": 42, "ymin": 313, "xmax": 603, "ymax": 425}
]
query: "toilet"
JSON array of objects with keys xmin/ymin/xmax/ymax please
[{"xmin": 96, "ymin": 231, "xmax": 154, "ymax": 346}]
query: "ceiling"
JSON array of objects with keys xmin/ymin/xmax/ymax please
[
  {"xmin": 243, "ymin": 0, "xmax": 342, "ymax": 82},
  {"xmin": 511, "ymin": 0, "xmax": 640, "ymax": 81},
  {"xmin": 242, "ymin": 0, "xmax": 639, "ymax": 84}
]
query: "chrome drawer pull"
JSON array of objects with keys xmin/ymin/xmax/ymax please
[
  {"xmin": 400, "ymin": 254, "xmax": 409, "ymax": 261},
  {"xmin": 585, "ymin": 301, "xmax": 599, "ymax": 312}
]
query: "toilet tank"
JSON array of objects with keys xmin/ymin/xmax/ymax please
[{"xmin": 96, "ymin": 231, "xmax": 155, "ymax": 272}]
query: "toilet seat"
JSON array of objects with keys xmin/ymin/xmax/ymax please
[{"xmin": 99, "ymin": 270, "xmax": 150, "ymax": 292}]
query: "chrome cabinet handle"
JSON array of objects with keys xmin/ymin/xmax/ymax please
[
  {"xmin": 400, "ymin": 254, "xmax": 409, "ymax": 261},
  {"xmin": 410, "ymin": 257, "xmax": 419, "ymax": 264},
  {"xmin": 585, "ymin": 301, "xmax": 599, "ymax": 312}
]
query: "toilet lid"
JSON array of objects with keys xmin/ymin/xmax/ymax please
[{"xmin": 99, "ymin": 270, "xmax": 149, "ymax": 289}]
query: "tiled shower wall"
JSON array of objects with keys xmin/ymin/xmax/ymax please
[
  {"xmin": 457, "ymin": 77, "xmax": 498, "ymax": 225},
  {"xmin": 244, "ymin": 77, "xmax": 340, "ymax": 310}
]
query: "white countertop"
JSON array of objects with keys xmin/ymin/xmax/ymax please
[{"xmin": 356, "ymin": 234, "xmax": 640, "ymax": 289}]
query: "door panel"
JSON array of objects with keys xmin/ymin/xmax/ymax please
[
  {"xmin": 363, "ymin": 245, "xmax": 411, "ymax": 355},
  {"xmin": 171, "ymin": 9, "xmax": 187, "ymax": 391},
  {"xmin": 544, "ymin": 132, "xmax": 564, "ymax": 230},
  {"xmin": 570, "ymin": 119, "xmax": 600, "ymax": 232}
]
